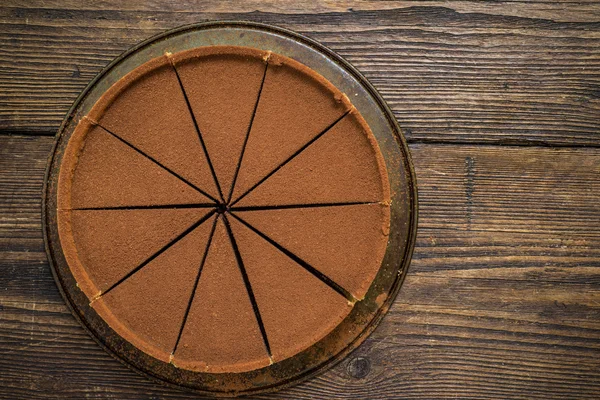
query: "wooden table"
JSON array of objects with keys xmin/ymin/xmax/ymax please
[{"xmin": 1, "ymin": 2, "xmax": 599, "ymax": 398}]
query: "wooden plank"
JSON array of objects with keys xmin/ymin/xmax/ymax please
[
  {"xmin": 1, "ymin": 2, "xmax": 599, "ymax": 145},
  {"xmin": 1, "ymin": 135, "xmax": 599, "ymax": 399},
  {"xmin": 6, "ymin": 1, "xmax": 600, "ymax": 23}
]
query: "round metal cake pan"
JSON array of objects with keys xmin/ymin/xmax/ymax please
[{"xmin": 43, "ymin": 21, "xmax": 418, "ymax": 396}]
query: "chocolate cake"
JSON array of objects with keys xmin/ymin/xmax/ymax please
[{"xmin": 56, "ymin": 45, "xmax": 391, "ymax": 373}]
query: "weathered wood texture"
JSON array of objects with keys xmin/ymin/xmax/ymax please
[
  {"xmin": 2, "ymin": 1, "xmax": 600, "ymax": 399},
  {"xmin": 1, "ymin": 135, "xmax": 599, "ymax": 399},
  {"xmin": 1, "ymin": 1, "xmax": 600, "ymax": 145}
]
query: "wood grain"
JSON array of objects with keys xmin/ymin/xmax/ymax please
[
  {"xmin": 1, "ymin": 135, "xmax": 599, "ymax": 399},
  {"xmin": 2, "ymin": 1, "xmax": 600, "ymax": 398},
  {"xmin": 1, "ymin": 2, "xmax": 599, "ymax": 145}
]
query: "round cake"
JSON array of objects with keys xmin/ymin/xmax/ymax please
[{"xmin": 56, "ymin": 46, "xmax": 391, "ymax": 373}]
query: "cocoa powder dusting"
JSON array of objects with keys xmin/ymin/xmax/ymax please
[
  {"xmin": 66, "ymin": 209, "xmax": 207, "ymax": 299},
  {"xmin": 87, "ymin": 55, "xmax": 219, "ymax": 199},
  {"xmin": 235, "ymin": 112, "xmax": 389, "ymax": 207},
  {"xmin": 230, "ymin": 52, "xmax": 350, "ymax": 200},
  {"xmin": 92, "ymin": 216, "xmax": 216, "ymax": 362},
  {"xmin": 171, "ymin": 46, "xmax": 268, "ymax": 196},
  {"xmin": 68, "ymin": 122, "xmax": 210, "ymax": 209},
  {"xmin": 56, "ymin": 45, "xmax": 392, "ymax": 373},
  {"xmin": 230, "ymin": 216, "xmax": 352, "ymax": 361},
  {"xmin": 235, "ymin": 203, "xmax": 389, "ymax": 300},
  {"xmin": 173, "ymin": 217, "xmax": 270, "ymax": 373}
]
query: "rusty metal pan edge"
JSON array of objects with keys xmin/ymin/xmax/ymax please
[{"xmin": 43, "ymin": 20, "xmax": 418, "ymax": 397}]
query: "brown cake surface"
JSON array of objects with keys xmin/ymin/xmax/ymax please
[{"xmin": 57, "ymin": 45, "xmax": 391, "ymax": 373}]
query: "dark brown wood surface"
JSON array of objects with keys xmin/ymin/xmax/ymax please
[{"xmin": 1, "ymin": 1, "xmax": 599, "ymax": 399}]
